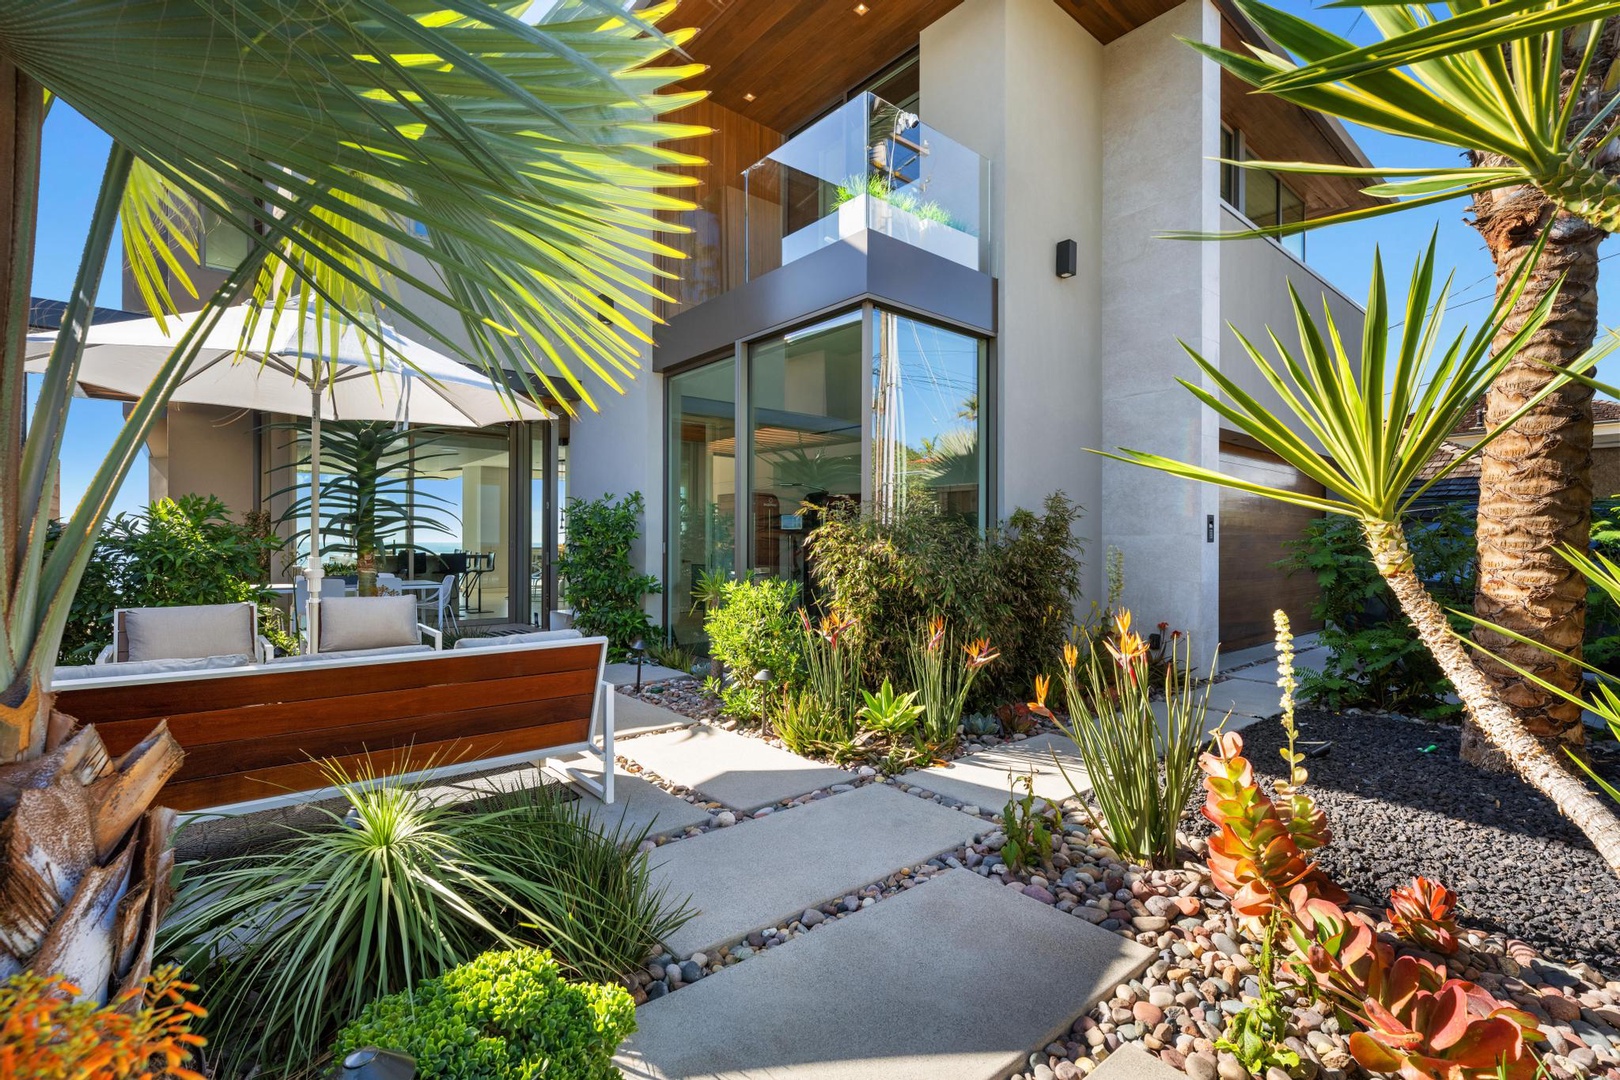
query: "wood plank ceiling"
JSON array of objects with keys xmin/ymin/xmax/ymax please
[{"xmin": 662, "ymin": 0, "xmax": 964, "ymax": 133}]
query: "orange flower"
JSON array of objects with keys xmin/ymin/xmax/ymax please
[
  {"xmin": 926, "ymin": 615, "xmax": 946, "ymax": 652},
  {"xmin": 1105, "ymin": 609, "xmax": 1149, "ymax": 680},
  {"xmin": 1029, "ymin": 673, "xmax": 1053, "ymax": 718},
  {"xmin": 1062, "ymin": 640, "xmax": 1079, "ymax": 670},
  {"xmin": 964, "ymin": 637, "xmax": 1000, "ymax": 669}
]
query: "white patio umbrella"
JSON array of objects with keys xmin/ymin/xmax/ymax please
[{"xmin": 26, "ymin": 304, "xmax": 551, "ymax": 643}]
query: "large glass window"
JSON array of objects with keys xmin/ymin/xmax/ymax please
[
  {"xmin": 872, "ymin": 312, "xmax": 985, "ymax": 526},
  {"xmin": 749, "ymin": 313, "xmax": 863, "ymax": 592},
  {"xmin": 410, "ymin": 429, "xmax": 511, "ymax": 621},
  {"xmin": 667, "ymin": 358, "xmax": 737, "ymax": 646}
]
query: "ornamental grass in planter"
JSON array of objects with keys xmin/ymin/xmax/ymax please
[{"xmin": 160, "ymin": 761, "xmax": 690, "ymax": 1076}]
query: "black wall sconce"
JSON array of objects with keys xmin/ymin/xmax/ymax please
[{"xmin": 1055, "ymin": 239, "xmax": 1078, "ymax": 279}]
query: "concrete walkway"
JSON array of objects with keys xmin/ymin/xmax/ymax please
[
  {"xmin": 614, "ymin": 693, "xmax": 701, "ymax": 736},
  {"xmin": 899, "ymin": 733, "xmax": 1089, "ymax": 809},
  {"xmin": 649, "ymin": 784, "xmax": 983, "ymax": 957},
  {"xmin": 618, "ymin": 869, "xmax": 1153, "ymax": 1080},
  {"xmin": 619, "ymin": 724, "xmax": 854, "ymax": 812}
]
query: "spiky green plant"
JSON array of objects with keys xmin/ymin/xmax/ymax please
[{"xmin": 1098, "ymin": 235, "xmax": 1620, "ymax": 876}]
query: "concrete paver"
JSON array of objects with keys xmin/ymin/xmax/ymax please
[
  {"xmin": 1087, "ymin": 1045, "xmax": 1188, "ymax": 1080},
  {"xmin": 648, "ymin": 784, "xmax": 984, "ymax": 958},
  {"xmin": 614, "ymin": 692, "xmax": 700, "ymax": 736},
  {"xmin": 899, "ymin": 733, "xmax": 1088, "ymax": 808},
  {"xmin": 619, "ymin": 724, "xmax": 854, "ymax": 812},
  {"xmin": 545, "ymin": 755, "xmax": 712, "ymax": 838},
  {"xmin": 617, "ymin": 869, "xmax": 1154, "ymax": 1080}
]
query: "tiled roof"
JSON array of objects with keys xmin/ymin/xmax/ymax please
[{"xmin": 1452, "ymin": 396, "xmax": 1620, "ymax": 434}]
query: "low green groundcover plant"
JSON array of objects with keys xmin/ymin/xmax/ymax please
[{"xmin": 332, "ymin": 947, "xmax": 635, "ymax": 1080}]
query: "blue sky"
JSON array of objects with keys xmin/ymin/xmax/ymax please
[{"xmin": 28, "ymin": 1, "xmax": 1620, "ymax": 520}]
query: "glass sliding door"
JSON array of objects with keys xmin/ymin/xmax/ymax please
[
  {"xmin": 748, "ymin": 312, "xmax": 863, "ymax": 593},
  {"xmin": 872, "ymin": 310, "xmax": 985, "ymax": 527},
  {"xmin": 411, "ymin": 428, "xmax": 512, "ymax": 622},
  {"xmin": 667, "ymin": 359, "xmax": 737, "ymax": 647}
]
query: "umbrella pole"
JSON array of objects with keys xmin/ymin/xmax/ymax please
[{"xmin": 304, "ymin": 376, "xmax": 324, "ymax": 653}]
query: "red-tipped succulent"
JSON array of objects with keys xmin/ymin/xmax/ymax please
[
  {"xmin": 1387, "ymin": 876, "xmax": 1460, "ymax": 956},
  {"xmin": 1200, "ymin": 731, "xmax": 1344, "ymax": 926},
  {"xmin": 1349, "ymin": 965, "xmax": 1542, "ymax": 1080}
]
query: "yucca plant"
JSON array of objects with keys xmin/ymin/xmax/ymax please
[
  {"xmin": 162, "ymin": 762, "xmax": 692, "ymax": 1075},
  {"xmin": 460, "ymin": 780, "xmax": 695, "ymax": 986},
  {"xmin": 1049, "ymin": 612, "xmax": 1215, "ymax": 869},
  {"xmin": 0, "ymin": 0, "xmax": 705, "ymax": 1002},
  {"xmin": 161, "ymin": 761, "xmax": 564, "ymax": 1072},
  {"xmin": 1182, "ymin": 0, "xmax": 1620, "ymax": 756},
  {"xmin": 1102, "ymin": 235, "xmax": 1620, "ymax": 876}
]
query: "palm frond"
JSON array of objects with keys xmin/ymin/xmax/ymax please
[
  {"xmin": 1174, "ymin": 0, "xmax": 1620, "ymax": 237},
  {"xmin": 1099, "ymin": 233, "xmax": 1613, "ymax": 525},
  {"xmin": 3, "ymin": 0, "xmax": 707, "ymax": 401}
]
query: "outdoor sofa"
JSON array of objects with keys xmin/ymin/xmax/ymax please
[{"xmin": 50, "ymin": 627, "xmax": 616, "ymax": 814}]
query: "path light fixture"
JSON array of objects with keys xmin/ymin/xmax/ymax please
[
  {"xmin": 631, "ymin": 637, "xmax": 648, "ymax": 692},
  {"xmin": 336, "ymin": 1049, "xmax": 415, "ymax": 1080}
]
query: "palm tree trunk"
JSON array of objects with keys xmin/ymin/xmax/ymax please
[
  {"xmin": 1467, "ymin": 184, "xmax": 1602, "ymax": 768},
  {"xmin": 0, "ymin": 75, "xmax": 185, "ymax": 1002},
  {"xmin": 1367, "ymin": 521, "xmax": 1620, "ymax": 876}
]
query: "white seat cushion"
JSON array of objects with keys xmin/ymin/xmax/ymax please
[
  {"xmin": 53, "ymin": 653, "xmax": 253, "ymax": 683},
  {"xmin": 123, "ymin": 604, "xmax": 255, "ymax": 662},
  {"xmin": 453, "ymin": 629, "xmax": 583, "ymax": 650},
  {"xmin": 270, "ymin": 644, "xmax": 434, "ymax": 664},
  {"xmin": 317, "ymin": 596, "xmax": 421, "ymax": 652}
]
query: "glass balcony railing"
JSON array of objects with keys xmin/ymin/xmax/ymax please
[{"xmin": 742, "ymin": 93, "xmax": 991, "ymax": 279}]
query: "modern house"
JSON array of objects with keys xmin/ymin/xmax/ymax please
[{"xmin": 108, "ymin": 0, "xmax": 1371, "ymax": 660}]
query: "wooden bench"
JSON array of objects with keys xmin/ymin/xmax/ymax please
[{"xmin": 52, "ymin": 635, "xmax": 615, "ymax": 813}]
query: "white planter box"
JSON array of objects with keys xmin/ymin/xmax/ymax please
[{"xmin": 780, "ymin": 193, "xmax": 979, "ymax": 270}]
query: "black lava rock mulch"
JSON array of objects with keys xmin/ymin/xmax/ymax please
[{"xmin": 1212, "ymin": 708, "xmax": 1620, "ymax": 976}]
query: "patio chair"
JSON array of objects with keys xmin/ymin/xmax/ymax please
[
  {"xmin": 376, "ymin": 572, "xmax": 404, "ymax": 594},
  {"xmin": 416, "ymin": 575, "xmax": 459, "ymax": 634},
  {"xmin": 101, "ymin": 602, "xmax": 270, "ymax": 666},
  {"xmin": 295, "ymin": 595, "xmax": 442, "ymax": 659}
]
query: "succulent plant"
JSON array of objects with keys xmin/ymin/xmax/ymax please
[
  {"xmin": 1387, "ymin": 876, "xmax": 1460, "ymax": 956},
  {"xmin": 961, "ymin": 712, "xmax": 1000, "ymax": 738}
]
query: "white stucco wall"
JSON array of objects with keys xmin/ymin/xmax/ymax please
[
  {"xmin": 1217, "ymin": 207, "xmax": 1364, "ymax": 447},
  {"xmin": 1099, "ymin": 0, "xmax": 1224, "ymax": 668},
  {"xmin": 921, "ymin": 0, "xmax": 1106, "ymax": 605}
]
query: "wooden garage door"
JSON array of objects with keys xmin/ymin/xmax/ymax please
[{"xmin": 1218, "ymin": 443, "xmax": 1324, "ymax": 651}]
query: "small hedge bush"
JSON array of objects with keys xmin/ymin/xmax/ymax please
[
  {"xmin": 332, "ymin": 948, "xmax": 635, "ymax": 1080},
  {"xmin": 704, "ymin": 576, "xmax": 804, "ymax": 717}
]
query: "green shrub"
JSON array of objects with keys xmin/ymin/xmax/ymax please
[
  {"xmin": 559, "ymin": 491, "xmax": 661, "ymax": 660},
  {"xmin": 704, "ymin": 576, "xmax": 804, "ymax": 718},
  {"xmin": 332, "ymin": 947, "xmax": 635, "ymax": 1080},
  {"xmin": 162, "ymin": 763, "xmax": 686, "ymax": 1073},
  {"xmin": 54, "ymin": 494, "xmax": 285, "ymax": 661},
  {"xmin": 1282, "ymin": 506, "xmax": 1474, "ymax": 716},
  {"xmin": 807, "ymin": 493, "xmax": 1082, "ymax": 707}
]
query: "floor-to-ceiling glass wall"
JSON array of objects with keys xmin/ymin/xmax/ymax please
[
  {"xmin": 871, "ymin": 311, "xmax": 986, "ymax": 527},
  {"xmin": 667, "ymin": 357, "xmax": 736, "ymax": 647},
  {"xmin": 661, "ymin": 305, "xmax": 988, "ymax": 642},
  {"xmin": 748, "ymin": 312, "xmax": 863, "ymax": 597}
]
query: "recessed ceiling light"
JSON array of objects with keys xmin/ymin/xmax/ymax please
[
  {"xmin": 854, "ymin": 3, "xmax": 869, "ymax": 13},
  {"xmin": 743, "ymin": 92, "xmax": 756, "ymax": 102}
]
